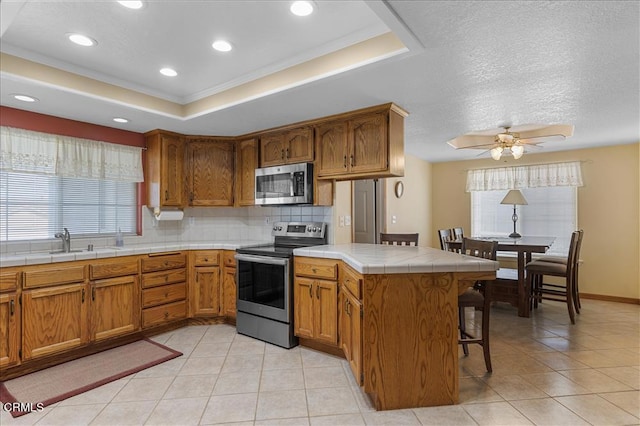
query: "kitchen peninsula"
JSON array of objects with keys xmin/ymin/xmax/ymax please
[{"xmin": 293, "ymin": 243, "xmax": 499, "ymax": 410}]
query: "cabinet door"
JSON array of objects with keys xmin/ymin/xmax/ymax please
[
  {"xmin": 349, "ymin": 113, "xmax": 388, "ymax": 174},
  {"xmin": 91, "ymin": 275, "xmax": 139, "ymax": 342},
  {"xmin": 294, "ymin": 277, "xmax": 314, "ymax": 339},
  {"xmin": 260, "ymin": 133, "xmax": 286, "ymax": 167},
  {"xmin": 344, "ymin": 289, "xmax": 363, "ymax": 385},
  {"xmin": 314, "ymin": 279, "xmax": 338, "ymax": 345},
  {"xmin": 316, "ymin": 121, "xmax": 349, "ymax": 177},
  {"xmin": 285, "ymin": 127, "xmax": 314, "ymax": 163},
  {"xmin": 222, "ymin": 267, "xmax": 237, "ymax": 319},
  {"xmin": 236, "ymin": 138, "xmax": 258, "ymax": 206},
  {"xmin": 192, "ymin": 267, "xmax": 221, "ymax": 316},
  {"xmin": 22, "ymin": 283, "xmax": 89, "ymax": 360},
  {"xmin": 0, "ymin": 293, "xmax": 19, "ymax": 368},
  {"xmin": 160, "ymin": 134, "xmax": 184, "ymax": 207},
  {"xmin": 188, "ymin": 140, "xmax": 235, "ymax": 206}
]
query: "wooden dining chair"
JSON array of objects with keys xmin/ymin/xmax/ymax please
[
  {"xmin": 533, "ymin": 230, "xmax": 584, "ymax": 313},
  {"xmin": 380, "ymin": 233, "xmax": 419, "ymax": 246},
  {"xmin": 458, "ymin": 238, "xmax": 498, "ymax": 373},
  {"xmin": 453, "ymin": 227, "xmax": 464, "ymax": 240},
  {"xmin": 438, "ymin": 228, "xmax": 454, "ymax": 251},
  {"xmin": 525, "ymin": 230, "xmax": 583, "ymax": 324}
]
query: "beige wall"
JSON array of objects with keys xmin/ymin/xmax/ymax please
[
  {"xmin": 432, "ymin": 143, "xmax": 640, "ymax": 301},
  {"xmin": 383, "ymin": 154, "xmax": 433, "ymax": 247},
  {"xmin": 332, "ymin": 181, "xmax": 353, "ymax": 244}
]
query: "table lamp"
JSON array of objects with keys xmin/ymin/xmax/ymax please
[{"xmin": 500, "ymin": 189, "xmax": 528, "ymax": 238}]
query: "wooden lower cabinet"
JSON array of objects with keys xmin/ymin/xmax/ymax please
[
  {"xmin": 142, "ymin": 253, "xmax": 187, "ymax": 328},
  {"xmin": 293, "ymin": 277, "xmax": 338, "ymax": 345},
  {"xmin": 0, "ymin": 292, "xmax": 20, "ymax": 368},
  {"xmin": 339, "ymin": 286, "xmax": 362, "ymax": 385},
  {"xmin": 192, "ymin": 267, "xmax": 221, "ymax": 316},
  {"xmin": 22, "ymin": 283, "xmax": 90, "ymax": 360},
  {"xmin": 91, "ymin": 275, "xmax": 140, "ymax": 341},
  {"xmin": 222, "ymin": 266, "xmax": 236, "ymax": 319}
]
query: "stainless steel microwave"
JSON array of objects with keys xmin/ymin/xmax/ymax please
[{"xmin": 255, "ymin": 162, "xmax": 313, "ymax": 206}]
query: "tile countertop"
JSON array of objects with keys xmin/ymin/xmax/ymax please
[
  {"xmin": 293, "ymin": 243, "xmax": 500, "ymax": 275},
  {"xmin": 0, "ymin": 240, "xmax": 271, "ymax": 267}
]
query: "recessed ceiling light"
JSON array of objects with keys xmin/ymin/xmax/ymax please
[
  {"xmin": 67, "ymin": 33, "xmax": 97, "ymax": 47},
  {"xmin": 13, "ymin": 94, "xmax": 38, "ymax": 102},
  {"xmin": 160, "ymin": 67, "xmax": 178, "ymax": 77},
  {"xmin": 212, "ymin": 40, "xmax": 233, "ymax": 52},
  {"xmin": 290, "ymin": 1, "xmax": 315, "ymax": 17},
  {"xmin": 117, "ymin": 1, "xmax": 144, "ymax": 9},
  {"xmin": 113, "ymin": 117, "xmax": 129, "ymax": 123}
]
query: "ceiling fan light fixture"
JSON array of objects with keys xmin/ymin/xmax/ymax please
[
  {"xmin": 490, "ymin": 146, "xmax": 503, "ymax": 160},
  {"xmin": 511, "ymin": 145, "xmax": 524, "ymax": 159}
]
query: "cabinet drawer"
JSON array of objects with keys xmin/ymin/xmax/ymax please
[
  {"xmin": 141, "ymin": 253, "xmax": 186, "ymax": 272},
  {"xmin": 90, "ymin": 258, "xmax": 139, "ymax": 280},
  {"xmin": 24, "ymin": 265, "xmax": 86, "ymax": 288},
  {"xmin": 193, "ymin": 251, "xmax": 220, "ymax": 266},
  {"xmin": 0, "ymin": 271, "xmax": 21, "ymax": 292},
  {"xmin": 295, "ymin": 257, "xmax": 338, "ymax": 280},
  {"xmin": 143, "ymin": 300, "xmax": 187, "ymax": 328},
  {"xmin": 223, "ymin": 250, "xmax": 236, "ymax": 268},
  {"xmin": 340, "ymin": 263, "xmax": 362, "ymax": 299},
  {"xmin": 142, "ymin": 282, "xmax": 186, "ymax": 308},
  {"xmin": 141, "ymin": 269, "xmax": 186, "ymax": 288}
]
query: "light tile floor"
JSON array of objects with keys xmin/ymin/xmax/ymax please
[{"xmin": 2, "ymin": 299, "xmax": 638, "ymax": 425}]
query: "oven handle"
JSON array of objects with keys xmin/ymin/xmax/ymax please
[{"xmin": 235, "ymin": 253, "xmax": 290, "ymax": 266}]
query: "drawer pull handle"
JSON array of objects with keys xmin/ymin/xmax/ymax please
[
  {"xmin": 82, "ymin": 288, "xmax": 85, "ymax": 303},
  {"xmin": 165, "ymin": 292, "xmax": 169, "ymax": 298},
  {"xmin": 312, "ymin": 268, "xmax": 317, "ymax": 273},
  {"xmin": 92, "ymin": 287, "xmax": 96, "ymax": 301},
  {"xmin": 165, "ymin": 276, "xmax": 169, "ymax": 282},
  {"xmin": 316, "ymin": 285, "xmax": 320, "ymax": 299},
  {"xmin": 343, "ymin": 155, "xmax": 347, "ymax": 168},
  {"xmin": 164, "ymin": 311, "xmax": 169, "ymax": 319},
  {"xmin": 10, "ymin": 299, "xmax": 14, "ymax": 315},
  {"xmin": 308, "ymin": 284, "xmax": 313, "ymax": 298},
  {"xmin": 204, "ymin": 258, "xmax": 208, "ymax": 262}
]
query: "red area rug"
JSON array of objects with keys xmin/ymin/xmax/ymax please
[{"xmin": 0, "ymin": 338, "xmax": 182, "ymax": 417}]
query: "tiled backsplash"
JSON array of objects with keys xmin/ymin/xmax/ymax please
[{"xmin": 0, "ymin": 205, "xmax": 333, "ymax": 255}]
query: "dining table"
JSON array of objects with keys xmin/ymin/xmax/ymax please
[{"xmin": 447, "ymin": 236, "xmax": 556, "ymax": 317}]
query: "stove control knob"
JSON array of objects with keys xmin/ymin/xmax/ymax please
[
  {"xmin": 278, "ymin": 226, "xmax": 283, "ymax": 231},
  {"xmin": 312, "ymin": 227, "xmax": 318, "ymax": 232},
  {"xmin": 306, "ymin": 226, "xmax": 312, "ymax": 232},
  {"xmin": 272, "ymin": 226, "xmax": 278, "ymax": 231}
]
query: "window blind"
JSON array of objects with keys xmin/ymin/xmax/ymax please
[
  {"xmin": 471, "ymin": 186, "xmax": 577, "ymax": 255},
  {"xmin": 0, "ymin": 171, "xmax": 137, "ymax": 241}
]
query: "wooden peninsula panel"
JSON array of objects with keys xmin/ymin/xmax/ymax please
[{"xmin": 362, "ymin": 272, "xmax": 459, "ymax": 410}]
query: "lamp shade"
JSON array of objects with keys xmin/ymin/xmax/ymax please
[{"xmin": 500, "ymin": 189, "xmax": 528, "ymax": 205}]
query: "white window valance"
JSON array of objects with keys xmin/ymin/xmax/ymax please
[
  {"xmin": 0, "ymin": 126, "xmax": 144, "ymax": 182},
  {"xmin": 466, "ymin": 161, "xmax": 583, "ymax": 192}
]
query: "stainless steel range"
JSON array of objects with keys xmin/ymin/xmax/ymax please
[{"xmin": 235, "ymin": 221, "xmax": 327, "ymax": 348}]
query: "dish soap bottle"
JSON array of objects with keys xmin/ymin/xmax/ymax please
[{"xmin": 115, "ymin": 227, "xmax": 124, "ymax": 247}]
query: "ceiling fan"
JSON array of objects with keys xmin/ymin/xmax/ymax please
[{"xmin": 447, "ymin": 124, "xmax": 574, "ymax": 160}]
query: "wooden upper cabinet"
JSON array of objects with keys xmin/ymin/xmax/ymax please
[
  {"xmin": 187, "ymin": 138, "xmax": 235, "ymax": 206},
  {"xmin": 236, "ymin": 138, "xmax": 258, "ymax": 206},
  {"xmin": 349, "ymin": 113, "xmax": 387, "ymax": 174},
  {"xmin": 315, "ymin": 121, "xmax": 350, "ymax": 176},
  {"xmin": 145, "ymin": 130, "xmax": 185, "ymax": 208},
  {"xmin": 316, "ymin": 104, "xmax": 407, "ymax": 180},
  {"xmin": 260, "ymin": 127, "xmax": 314, "ymax": 167}
]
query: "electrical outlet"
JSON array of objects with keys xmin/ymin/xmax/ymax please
[
  {"xmin": 392, "ymin": 215, "xmax": 397, "ymax": 224},
  {"xmin": 345, "ymin": 215, "xmax": 351, "ymax": 226}
]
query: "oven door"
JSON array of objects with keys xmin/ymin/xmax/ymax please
[{"xmin": 235, "ymin": 253, "xmax": 291, "ymax": 323}]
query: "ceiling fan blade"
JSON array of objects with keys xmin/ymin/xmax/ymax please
[
  {"xmin": 518, "ymin": 135, "xmax": 565, "ymax": 144},
  {"xmin": 447, "ymin": 135, "xmax": 497, "ymax": 149},
  {"xmin": 516, "ymin": 124, "xmax": 574, "ymax": 139}
]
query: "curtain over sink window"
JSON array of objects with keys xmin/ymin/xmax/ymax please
[{"xmin": 0, "ymin": 126, "xmax": 144, "ymax": 242}]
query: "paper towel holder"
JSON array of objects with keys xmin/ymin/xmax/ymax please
[{"xmin": 152, "ymin": 207, "xmax": 184, "ymax": 221}]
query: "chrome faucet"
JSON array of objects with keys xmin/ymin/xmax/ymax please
[{"xmin": 54, "ymin": 228, "xmax": 71, "ymax": 253}]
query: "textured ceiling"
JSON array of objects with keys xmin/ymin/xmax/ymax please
[{"xmin": 1, "ymin": 1, "xmax": 638, "ymax": 162}]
